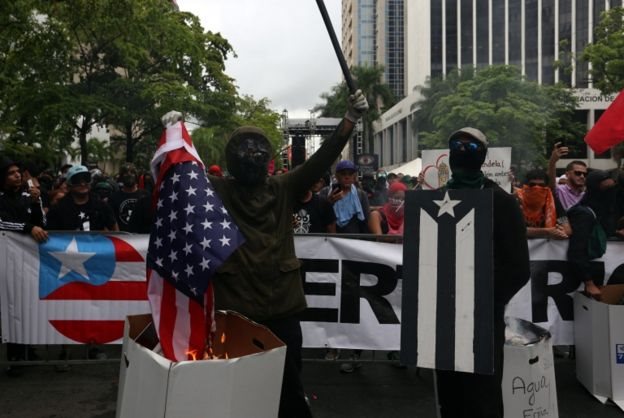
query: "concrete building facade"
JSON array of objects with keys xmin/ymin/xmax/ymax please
[{"xmin": 372, "ymin": 0, "xmax": 622, "ymax": 171}]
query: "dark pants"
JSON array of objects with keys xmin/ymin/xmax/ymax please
[
  {"xmin": 260, "ymin": 315, "xmax": 313, "ymax": 418},
  {"xmin": 435, "ymin": 317, "xmax": 505, "ymax": 418}
]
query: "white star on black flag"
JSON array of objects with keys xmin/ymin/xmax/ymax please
[{"xmin": 400, "ymin": 189, "xmax": 494, "ymax": 375}]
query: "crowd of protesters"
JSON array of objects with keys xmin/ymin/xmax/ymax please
[{"xmin": 1, "ymin": 136, "xmax": 623, "ymax": 383}]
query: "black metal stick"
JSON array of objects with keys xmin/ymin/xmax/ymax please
[{"xmin": 316, "ymin": 0, "xmax": 357, "ymax": 93}]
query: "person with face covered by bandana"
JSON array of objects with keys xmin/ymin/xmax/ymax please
[
  {"xmin": 567, "ymin": 169, "xmax": 619, "ymax": 300},
  {"xmin": 434, "ymin": 127, "xmax": 530, "ymax": 418},
  {"xmin": 205, "ymin": 90, "xmax": 368, "ymax": 418},
  {"xmin": 109, "ymin": 163, "xmax": 148, "ymax": 232},
  {"xmin": 515, "ymin": 169, "xmax": 570, "ymax": 239},
  {"xmin": 368, "ymin": 181, "xmax": 407, "ymax": 235}
]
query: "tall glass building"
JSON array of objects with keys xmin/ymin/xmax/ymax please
[
  {"xmin": 342, "ymin": 0, "xmax": 405, "ymax": 100},
  {"xmin": 374, "ymin": 0, "xmax": 622, "ymax": 170}
]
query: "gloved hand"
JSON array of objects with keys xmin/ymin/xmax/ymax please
[
  {"xmin": 345, "ymin": 89, "xmax": 369, "ymax": 123},
  {"xmin": 161, "ymin": 111, "xmax": 183, "ymax": 127}
]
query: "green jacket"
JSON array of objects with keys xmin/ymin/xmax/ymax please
[{"xmin": 210, "ymin": 119, "xmax": 355, "ymax": 321}]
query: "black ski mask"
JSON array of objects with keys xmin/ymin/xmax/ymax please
[
  {"xmin": 226, "ymin": 127, "xmax": 272, "ymax": 186},
  {"xmin": 448, "ymin": 128, "xmax": 488, "ymax": 173}
]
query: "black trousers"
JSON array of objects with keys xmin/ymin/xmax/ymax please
[
  {"xmin": 435, "ymin": 317, "xmax": 506, "ymax": 418},
  {"xmin": 260, "ymin": 315, "xmax": 313, "ymax": 418}
]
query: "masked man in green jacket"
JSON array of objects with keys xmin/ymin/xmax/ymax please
[{"xmin": 209, "ymin": 90, "xmax": 368, "ymax": 418}]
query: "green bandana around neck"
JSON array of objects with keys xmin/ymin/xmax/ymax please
[{"xmin": 446, "ymin": 170, "xmax": 486, "ymax": 189}]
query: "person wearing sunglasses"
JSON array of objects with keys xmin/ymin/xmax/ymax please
[
  {"xmin": 515, "ymin": 169, "xmax": 570, "ymax": 240},
  {"xmin": 435, "ymin": 127, "xmax": 530, "ymax": 418},
  {"xmin": 548, "ymin": 142, "xmax": 587, "ymax": 211}
]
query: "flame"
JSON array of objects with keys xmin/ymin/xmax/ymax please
[
  {"xmin": 186, "ymin": 349, "xmax": 198, "ymax": 361},
  {"xmin": 220, "ymin": 332, "xmax": 226, "ymax": 344}
]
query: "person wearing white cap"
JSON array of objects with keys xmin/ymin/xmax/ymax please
[{"xmin": 435, "ymin": 127, "xmax": 530, "ymax": 418}]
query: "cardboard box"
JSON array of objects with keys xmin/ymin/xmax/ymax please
[
  {"xmin": 502, "ymin": 318, "xmax": 559, "ymax": 418},
  {"xmin": 116, "ymin": 311, "xmax": 286, "ymax": 418},
  {"xmin": 574, "ymin": 286, "xmax": 624, "ymax": 411}
]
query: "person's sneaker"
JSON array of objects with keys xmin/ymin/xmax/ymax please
[
  {"xmin": 340, "ymin": 353, "xmax": 362, "ymax": 373},
  {"xmin": 324, "ymin": 348, "xmax": 340, "ymax": 361}
]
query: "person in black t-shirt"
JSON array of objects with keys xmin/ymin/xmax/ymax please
[
  {"xmin": 47, "ymin": 165, "xmax": 118, "ymax": 232},
  {"xmin": 293, "ymin": 177, "xmax": 336, "ymax": 233},
  {"xmin": 109, "ymin": 163, "xmax": 148, "ymax": 232}
]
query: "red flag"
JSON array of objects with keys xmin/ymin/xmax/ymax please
[
  {"xmin": 584, "ymin": 89, "xmax": 624, "ymax": 155},
  {"xmin": 147, "ymin": 117, "xmax": 244, "ymax": 361}
]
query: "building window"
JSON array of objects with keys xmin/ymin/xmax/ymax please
[
  {"xmin": 492, "ymin": 1, "xmax": 505, "ymax": 64},
  {"xmin": 431, "ymin": 0, "xmax": 443, "ymax": 77},
  {"xmin": 575, "ymin": 0, "xmax": 589, "ymax": 87},
  {"xmin": 558, "ymin": 0, "xmax": 573, "ymax": 86},
  {"xmin": 476, "ymin": 0, "xmax": 489, "ymax": 67},
  {"xmin": 461, "ymin": 0, "xmax": 473, "ymax": 66},
  {"xmin": 509, "ymin": 0, "xmax": 522, "ymax": 66},
  {"xmin": 542, "ymin": 0, "xmax": 555, "ymax": 84},
  {"xmin": 525, "ymin": 0, "xmax": 539, "ymax": 81},
  {"xmin": 445, "ymin": 0, "xmax": 458, "ymax": 73}
]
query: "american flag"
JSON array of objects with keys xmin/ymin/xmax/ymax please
[{"xmin": 146, "ymin": 119, "xmax": 244, "ymax": 361}]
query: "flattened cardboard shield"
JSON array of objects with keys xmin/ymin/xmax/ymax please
[{"xmin": 400, "ymin": 189, "xmax": 494, "ymax": 374}]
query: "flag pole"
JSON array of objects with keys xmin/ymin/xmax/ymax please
[{"xmin": 315, "ymin": 0, "xmax": 357, "ymax": 94}]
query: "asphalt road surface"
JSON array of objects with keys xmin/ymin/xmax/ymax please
[{"xmin": 0, "ymin": 347, "xmax": 621, "ymax": 417}]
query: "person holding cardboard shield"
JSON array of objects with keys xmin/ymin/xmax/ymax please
[
  {"xmin": 435, "ymin": 127, "xmax": 530, "ymax": 417},
  {"xmin": 210, "ymin": 91, "xmax": 368, "ymax": 418}
]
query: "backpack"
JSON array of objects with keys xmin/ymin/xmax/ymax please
[{"xmin": 586, "ymin": 207, "xmax": 607, "ymax": 259}]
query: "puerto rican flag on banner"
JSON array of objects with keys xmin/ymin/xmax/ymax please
[
  {"xmin": 400, "ymin": 189, "xmax": 494, "ymax": 375},
  {"xmin": 0, "ymin": 232, "xmax": 149, "ymax": 344},
  {"xmin": 147, "ymin": 114, "xmax": 245, "ymax": 361}
]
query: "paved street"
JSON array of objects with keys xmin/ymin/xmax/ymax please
[{"xmin": 0, "ymin": 346, "xmax": 622, "ymax": 417}]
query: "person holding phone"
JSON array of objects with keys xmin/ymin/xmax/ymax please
[{"xmin": 548, "ymin": 141, "xmax": 587, "ymax": 211}]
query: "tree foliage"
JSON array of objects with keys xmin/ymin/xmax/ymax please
[
  {"xmin": 1, "ymin": 0, "xmax": 239, "ymax": 166},
  {"xmin": 414, "ymin": 66, "xmax": 585, "ymax": 167},
  {"xmin": 583, "ymin": 7, "xmax": 624, "ymax": 94},
  {"xmin": 192, "ymin": 95, "xmax": 282, "ymax": 170},
  {"xmin": 313, "ymin": 65, "xmax": 397, "ymax": 148}
]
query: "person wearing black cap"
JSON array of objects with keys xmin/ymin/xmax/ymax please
[
  {"xmin": 435, "ymin": 127, "xmax": 530, "ymax": 418},
  {"xmin": 207, "ymin": 90, "xmax": 369, "ymax": 418},
  {"xmin": 567, "ymin": 169, "xmax": 619, "ymax": 300}
]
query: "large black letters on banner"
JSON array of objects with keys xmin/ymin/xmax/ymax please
[{"xmin": 299, "ymin": 258, "xmax": 400, "ymax": 324}]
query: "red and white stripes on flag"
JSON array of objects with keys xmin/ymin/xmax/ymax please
[
  {"xmin": 147, "ymin": 267, "xmax": 215, "ymax": 361},
  {"xmin": 146, "ymin": 114, "xmax": 244, "ymax": 362},
  {"xmin": 401, "ymin": 189, "xmax": 494, "ymax": 374}
]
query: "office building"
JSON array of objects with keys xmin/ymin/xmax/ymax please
[{"xmin": 373, "ymin": 0, "xmax": 621, "ymax": 170}]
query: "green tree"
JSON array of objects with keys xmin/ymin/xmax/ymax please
[
  {"xmin": 583, "ymin": 7, "xmax": 624, "ymax": 94},
  {"xmin": 191, "ymin": 95, "xmax": 282, "ymax": 170},
  {"xmin": 413, "ymin": 65, "xmax": 585, "ymax": 167},
  {"xmin": 1, "ymin": 0, "xmax": 238, "ymax": 165},
  {"xmin": 314, "ymin": 65, "xmax": 397, "ymax": 150}
]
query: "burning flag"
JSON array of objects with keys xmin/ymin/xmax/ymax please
[
  {"xmin": 584, "ymin": 89, "xmax": 624, "ymax": 155},
  {"xmin": 147, "ymin": 112, "xmax": 245, "ymax": 361}
]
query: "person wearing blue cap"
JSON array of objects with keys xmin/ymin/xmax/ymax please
[
  {"xmin": 323, "ymin": 160, "xmax": 370, "ymax": 234},
  {"xmin": 47, "ymin": 165, "xmax": 118, "ymax": 232}
]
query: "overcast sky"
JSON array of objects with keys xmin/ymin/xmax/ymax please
[{"xmin": 176, "ymin": 0, "xmax": 343, "ymax": 118}]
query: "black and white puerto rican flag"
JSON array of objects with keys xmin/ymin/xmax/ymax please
[{"xmin": 400, "ymin": 189, "xmax": 494, "ymax": 375}]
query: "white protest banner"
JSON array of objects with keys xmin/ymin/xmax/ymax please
[
  {"xmin": 421, "ymin": 147, "xmax": 512, "ymax": 192},
  {"xmin": 1, "ymin": 232, "xmax": 623, "ymax": 347},
  {"xmin": 0, "ymin": 232, "xmax": 150, "ymax": 344}
]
